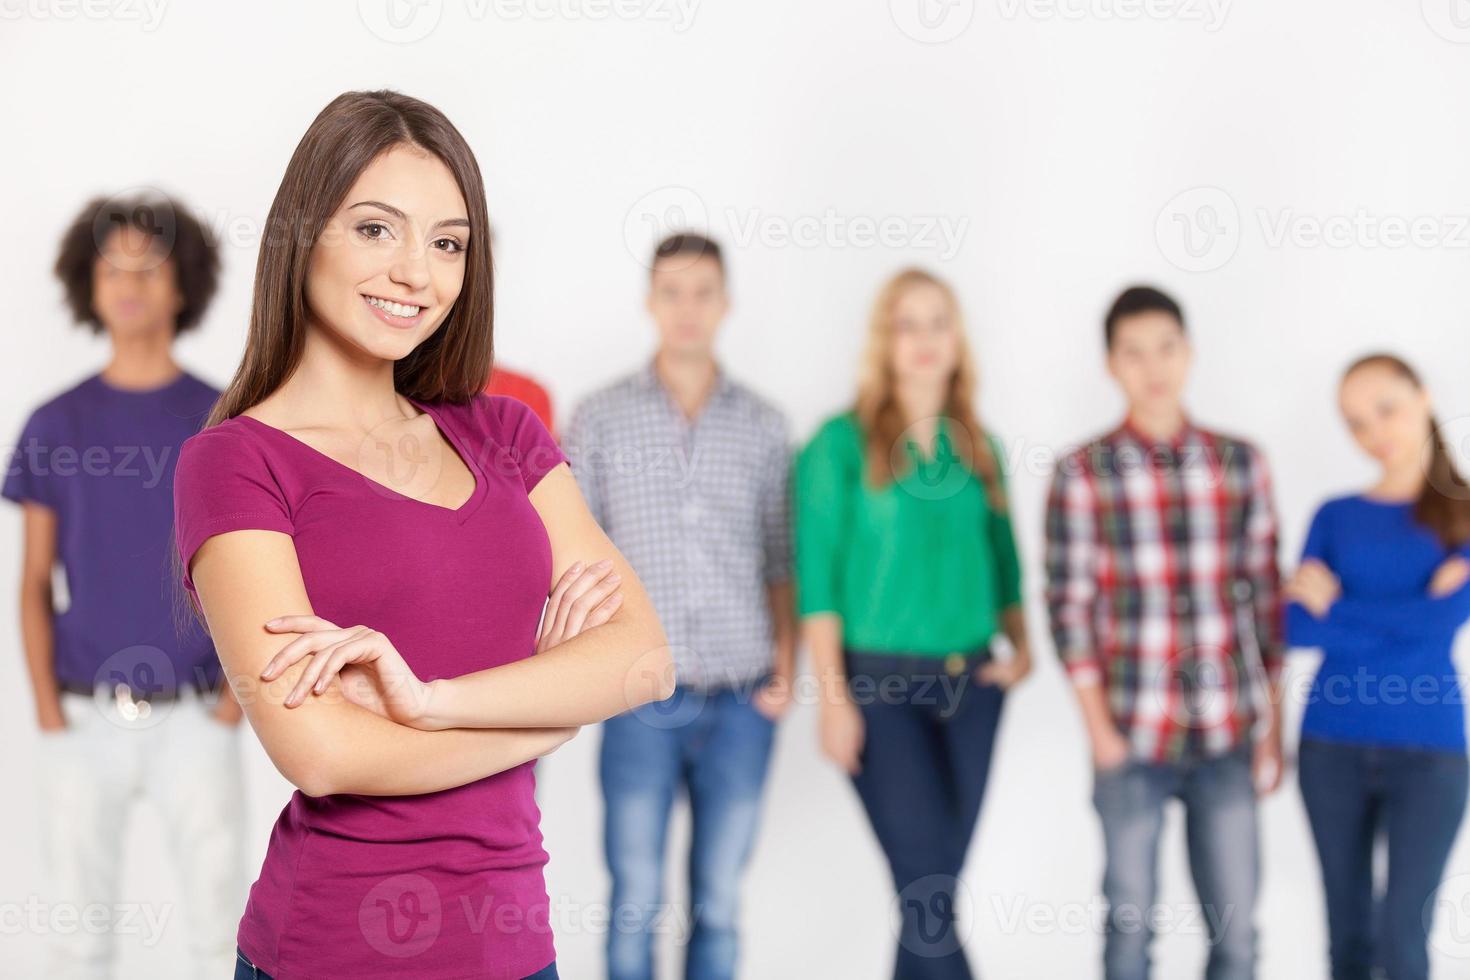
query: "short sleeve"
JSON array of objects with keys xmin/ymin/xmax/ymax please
[
  {"xmin": 492, "ymin": 395, "xmax": 569, "ymax": 494},
  {"xmin": 2, "ymin": 407, "xmax": 60, "ymax": 510},
  {"xmin": 173, "ymin": 425, "xmax": 295, "ymax": 595}
]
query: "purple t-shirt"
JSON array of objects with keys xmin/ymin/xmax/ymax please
[
  {"xmin": 173, "ymin": 393, "xmax": 568, "ymax": 980},
  {"xmin": 2, "ymin": 370, "xmax": 220, "ymax": 692}
]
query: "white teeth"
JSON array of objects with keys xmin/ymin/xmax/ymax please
[{"xmin": 365, "ymin": 295, "xmax": 422, "ymax": 318}]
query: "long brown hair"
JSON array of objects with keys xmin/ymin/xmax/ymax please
[
  {"xmin": 853, "ymin": 267, "xmax": 1006, "ymax": 512},
  {"xmin": 1345, "ymin": 352, "xmax": 1470, "ymax": 548},
  {"xmin": 175, "ymin": 90, "xmax": 494, "ymax": 636},
  {"xmin": 206, "ymin": 88, "xmax": 495, "ymax": 428}
]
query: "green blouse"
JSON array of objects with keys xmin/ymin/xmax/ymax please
[{"xmin": 792, "ymin": 411, "xmax": 1023, "ymax": 656}]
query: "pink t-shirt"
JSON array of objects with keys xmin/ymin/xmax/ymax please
[{"xmin": 173, "ymin": 393, "xmax": 567, "ymax": 980}]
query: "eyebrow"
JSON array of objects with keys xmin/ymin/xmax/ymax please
[{"xmin": 348, "ymin": 200, "xmax": 470, "ymax": 232}]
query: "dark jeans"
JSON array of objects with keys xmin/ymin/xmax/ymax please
[
  {"xmin": 844, "ymin": 647, "xmax": 1007, "ymax": 980},
  {"xmin": 232, "ymin": 945, "xmax": 559, "ymax": 978},
  {"xmin": 1092, "ymin": 743, "xmax": 1259, "ymax": 980},
  {"xmin": 1298, "ymin": 738, "xmax": 1469, "ymax": 980}
]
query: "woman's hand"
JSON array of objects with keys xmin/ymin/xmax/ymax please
[
  {"xmin": 1285, "ymin": 559, "xmax": 1341, "ymax": 617},
  {"xmin": 258, "ymin": 560, "xmax": 625, "ymax": 727},
  {"xmin": 537, "ymin": 558, "xmax": 624, "ymax": 654},
  {"xmin": 976, "ymin": 644, "xmax": 1032, "ymax": 689},
  {"xmin": 820, "ymin": 694, "xmax": 865, "ymax": 776},
  {"xmin": 1430, "ymin": 555, "xmax": 1470, "ymax": 597},
  {"xmin": 260, "ymin": 617, "xmax": 431, "ymax": 726}
]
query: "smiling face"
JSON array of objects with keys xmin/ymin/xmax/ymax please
[
  {"xmin": 887, "ymin": 281, "xmax": 960, "ymax": 387},
  {"xmin": 304, "ymin": 144, "xmax": 470, "ymax": 360},
  {"xmin": 1340, "ymin": 361, "xmax": 1433, "ymax": 471},
  {"xmin": 92, "ymin": 224, "xmax": 184, "ymax": 337},
  {"xmin": 1106, "ymin": 310, "xmax": 1192, "ymax": 415}
]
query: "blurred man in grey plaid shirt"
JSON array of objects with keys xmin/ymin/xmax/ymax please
[{"xmin": 564, "ymin": 232, "xmax": 795, "ymax": 980}]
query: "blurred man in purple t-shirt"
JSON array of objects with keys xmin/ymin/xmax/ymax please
[{"xmin": 3, "ymin": 193, "xmax": 244, "ymax": 979}]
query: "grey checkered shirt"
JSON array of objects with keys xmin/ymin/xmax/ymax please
[{"xmin": 564, "ymin": 358, "xmax": 793, "ymax": 691}]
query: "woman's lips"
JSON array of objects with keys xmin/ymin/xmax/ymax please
[{"xmin": 363, "ymin": 294, "xmax": 426, "ymax": 329}]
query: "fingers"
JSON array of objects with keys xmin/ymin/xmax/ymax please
[
  {"xmin": 548, "ymin": 558, "xmax": 616, "ymax": 641},
  {"xmin": 284, "ymin": 628, "xmax": 373, "ymax": 707},
  {"xmin": 260, "ymin": 626, "xmax": 357, "ymax": 680},
  {"xmin": 264, "ymin": 614, "xmax": 339, "ymax": 633},
  {"xmin": 561, "ymin": 569, "xmax": 623, "ymax": 638},
  {"xmin": 1431, "ymin": 557, "xmax": 1470, "ymax": 596},
  {"xmin": 540, "ymin": 561, "xmax": 585, "ymax": 644},
  {"xmin": 541, "ymin": 559, "xmax": 621, "ymax": 649},
  {"xmin": 587, "ymin": 592, "xmax": 624, "ymax": 627}
]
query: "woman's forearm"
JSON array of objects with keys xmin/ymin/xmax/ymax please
[
  {"xmin": 1325, "ymin": 580, "xmax": 1470, "ymax": 640},
  {"xmin": 999, "ymin": 604, "xmax": 1028, "ymax": 653},
  {"xmin": 292, "ymin": 696, "xmax": 576, "ymax": 796},
  {"xmin": 802, "ymin": 613, "xmax": 847, "ymax": 708},
  {"xmin": 418, "ymin": 615, "xmax": 673, "ymax": 730}
]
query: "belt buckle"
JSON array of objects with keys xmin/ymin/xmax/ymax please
[{"xmin": 944, "ymin": 652, "xmax": 966, "ymax": 678}]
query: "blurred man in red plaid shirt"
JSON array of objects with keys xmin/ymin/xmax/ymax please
[{"xmin": 1044, "ymin": 285, "xmax": 1286, "ymax": 980}]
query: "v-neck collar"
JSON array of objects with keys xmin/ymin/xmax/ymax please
[{"xmin": 234, "ymin": 397, "xmax": 486, "ymax": 523}]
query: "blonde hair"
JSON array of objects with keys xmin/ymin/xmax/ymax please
[{"xmin": 853, "ymin": 267, "xmax": 1005, "ymax": 511}]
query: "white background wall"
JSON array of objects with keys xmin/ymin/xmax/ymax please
[{"xmin": 5, "ymin": 0, "xmax": 1470, "ymax": 976}]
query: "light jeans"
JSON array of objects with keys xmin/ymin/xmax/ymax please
[
  {"xmin": 37, "ymin": 685, "xmax": 247, "ymax": 979},
  {"xmin": 1092, "ymin": 744, "xmax": 1260, "ymax": 980}
]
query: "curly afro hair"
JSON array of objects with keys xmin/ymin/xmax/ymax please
[{"xmin": 54, "ymin": 191, "xmax": 220, "ymax": 335}]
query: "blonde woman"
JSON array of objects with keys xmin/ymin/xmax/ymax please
[{"xmin": 793, "ymin": 268, "xmax": 1029, "ymax": 980}]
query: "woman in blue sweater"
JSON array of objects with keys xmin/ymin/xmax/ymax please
[{"xmin": 1286, "ymin": 353, "xmax": 1470, "ymax": 980}]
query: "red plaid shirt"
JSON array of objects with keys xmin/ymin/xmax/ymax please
[{"xmin": 1044, "ymin": 417, "xmax": 1285, "ymax": 762}]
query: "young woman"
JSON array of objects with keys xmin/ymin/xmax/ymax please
[
  {"xmin": 172, "ymin": 90, "xmax": 673, "ymax": 980},
  {"xmin": 1286, "ymin": 353, "xmax": 1470, "ymax": 980},
  {"xmin": 792, "ymin": 268, "xmax": 1029, "ymax": 980}
]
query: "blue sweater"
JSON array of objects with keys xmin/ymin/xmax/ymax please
[{"xmin": 1287, "ymin": 494, "xmax": 1470, "ymax": 751}]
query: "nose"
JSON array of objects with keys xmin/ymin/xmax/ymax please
[{"xmin": 387, "ymin": 238, "xmax": 433, "ymax": 294}]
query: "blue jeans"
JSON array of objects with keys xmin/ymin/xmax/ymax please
[
  {"xmin": 844, "ymin": 648, "xmax": 1007, "ymax": 980},
  {"xmin": 1298, "ymin": 738, "xmax": 1469, "ymax": 980},
  {"xmin": 1092, "ymin": 743, "xmax": 1259, "ymax": 980},
  {"xmin": 232, "ymin": 945, "xmax": 559, "ymax": 978},
  {"xmin": 600, "ymin": 680, "xmax": 777, "ymax": 980}
]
